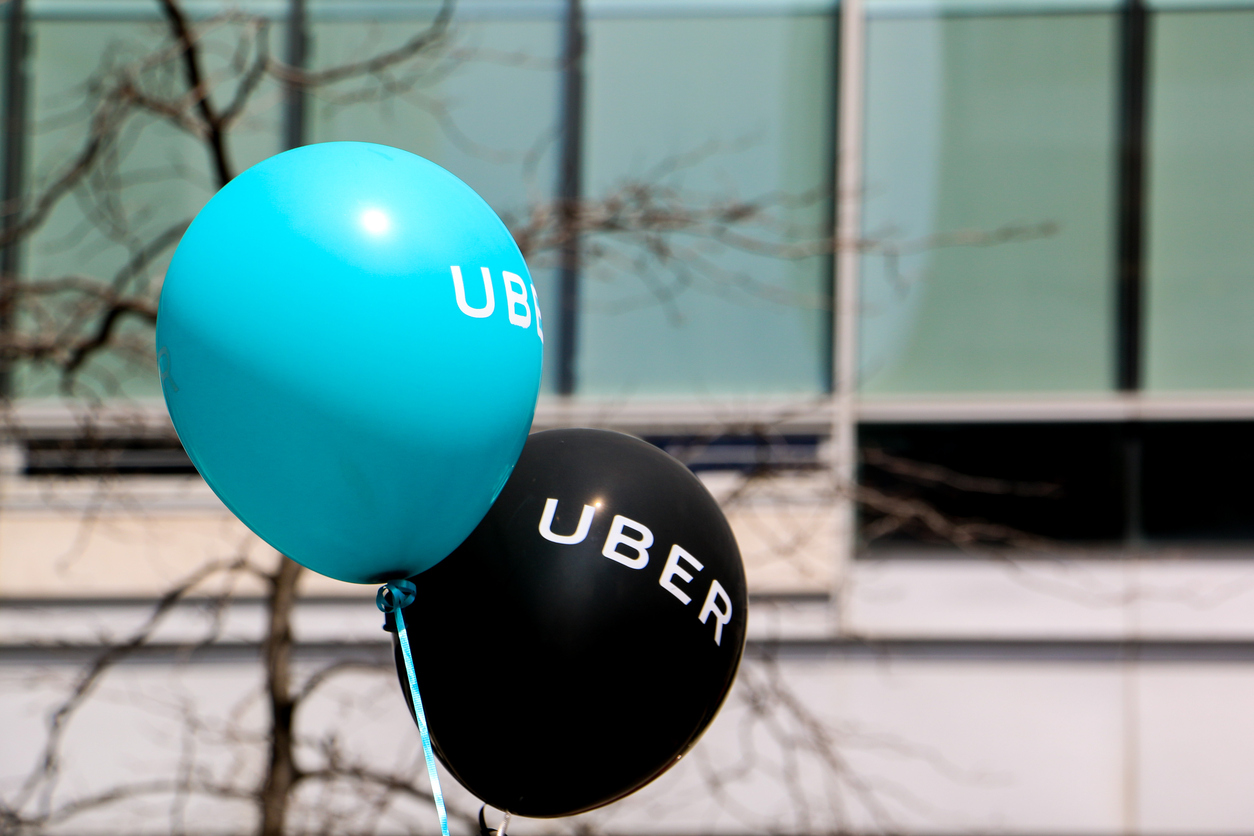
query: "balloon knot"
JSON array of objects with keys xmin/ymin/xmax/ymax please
[{"xmin": 376, "ymin": 579, "xmax": 417, "ymax": 614}]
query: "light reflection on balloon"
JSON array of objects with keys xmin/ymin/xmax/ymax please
[{"xmin": 360, "ymin": 207, "xmax": 391, "ymax": 236}]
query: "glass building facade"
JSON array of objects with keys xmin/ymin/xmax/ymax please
[{"xmin": 3, "ymin": 0, "xmax": 1254, "ymax": 548}]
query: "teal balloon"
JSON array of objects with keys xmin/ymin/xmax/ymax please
[{"xmin": 156, "ymin": 142, "xmax": 544, "ymax": 584}]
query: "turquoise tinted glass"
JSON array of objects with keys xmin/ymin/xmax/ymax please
[
  {"xmin": 308, "ymin": 3, "xmax": 564, "ymax": 390},
  {"xmin": 577, "ymin": 10, "xmax": 834, "ymax": 398},
  {"xmin": 18, "ymin": 11, "xmax": 285, "ymax": 399},
  {"xmin": 1144, "ymin": 10, "xmax": 1254, "ymax": 390},
  {"xmin": 860, "ymin": 12, "xmax": 1116, "ymax": 394},
  {"xmin": 0, "ymin": 12, "xmax": 7, "ymax": 203}
]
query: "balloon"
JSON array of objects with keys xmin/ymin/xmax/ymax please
[
  {"xmin": 156, "ymin": 142, "xmax": 543, "ymax": 584},
  {"xmin": 394, "ymin": 428, "xmax": 747, "ymax": 817}
]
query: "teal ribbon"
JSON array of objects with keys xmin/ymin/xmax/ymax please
[{"xmin": 378, "ymin": 580, "xmax": 449, "ymax": 836}]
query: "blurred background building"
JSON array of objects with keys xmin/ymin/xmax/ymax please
[{"xmin": 3, "ymin": 0, "xmax": 1254, "ymax": 833}]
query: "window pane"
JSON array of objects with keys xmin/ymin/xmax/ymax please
[
  {"xmin": 861, "ymin": 420, "xmax": 1254, "ymax": 549},
  {"xmin": 17, "ymin": 11, "xmax": 285, "ymax": 399},
  {"xmin": 1143, "ymin": 10, "xmax": 1254, "ymax": 390},
  {"xmin": 0, "ymin": 12, "xmax": 8, "ymax": 203},
  {"xmin": 577, "ymin": 11, "xmax": 833, "ymax": 398},
  {"xmin": 308, "ymin": 5, "xmax": 565, "ymax": 389},
  {"xmin": 860, "ymin": 422, "xmax": 1128, "ymax": 548},
  {"xmin": 860, "ymin": 13, "xmax": 1117, "ymax": 394},
  {"xmin": 1141, "ymin": 422, "xmax": 1254, "ymax": 540}
]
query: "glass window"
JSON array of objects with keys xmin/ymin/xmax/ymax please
[
  {"xmin": 859, "ymin": 422, "xmax": 1128, "ymax": 549},
  {"xmin": 17, "ymin": 4, "xmax": 286, "ymax": 399},
  {"xmin": 1143, "ymin": 10, "xmax": 1254, "ymax": 390},
  {"xmin": 577, "ymin": 7, "xmax": 834, "ymax": 398},
  {"xmin": 308, "ymin": 1, "xmax": 565, "ymax": 389},
  {"xmin": 0, "ymin": 12, "xmax": 8, "ymax": 202},
  {"xmin": 860, "ymin": 419, "xmax": 1254, "ymax": 551},
  {"xmin": 1140, "ymin": 421, "xmax": 1254, "ymax": 540},
  {"xmin": 860, "ymin": 11, "xmax": 1117, "ymax": 394}
]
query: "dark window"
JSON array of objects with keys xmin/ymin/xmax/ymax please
[
  {"xmin": 646, "ymin": 434, "xmax": 822, "ymax": 473},
  {"xmin": 859, "ymin": 423, "xmax": 1128, "ymax": 549},
  {"xmin": 1141, "ymin": 422, "xmax": 1254, "ymax": 541},
  {"xmin": 24, "ymin": 439, "xmax": 196, "ymax": 477}
]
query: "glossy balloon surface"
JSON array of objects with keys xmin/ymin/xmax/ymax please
[
  {"xmin": 395, "ymin": 429, "xmax": 747, "ymax": 817},
  {"xmin": 157, "ymin": 142, "xmax": 543, "ymax": 584}
]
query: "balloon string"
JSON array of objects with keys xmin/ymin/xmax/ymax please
[{"xmin": 380, "ymin": 582, "xmax": 449, "ymax": 836}]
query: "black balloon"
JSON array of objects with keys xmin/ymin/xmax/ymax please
[{"xmin": 393, "ymin": 428, "xmax": 747, "ymax": 818}]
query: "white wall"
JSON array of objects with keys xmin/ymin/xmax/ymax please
[{"xmin": 7, "ymin": 473, "xmax": 1254, "ymax": 834}]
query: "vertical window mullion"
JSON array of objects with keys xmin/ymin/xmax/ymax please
[
  {"xmin": 284, "ymin": 0, "xmax": 307, "ymax": 150},
  {"xmin": 835, "ymin": 0, "xmax": 865, "ymax": 602},
  {"xmin": 1115, "ymin": 0, "xmax": 1149, "ymax": 392},
  {"xmin": 0, "ymin": 0, "xmax": 27, "ymax": 398},
  {"xmin": 1115, "ymin": 0, "xmax": 1151, "ymax": 545},
  {"xmin": 556, "ymin": 0, "xmax": 584, "ymax": 397}
]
